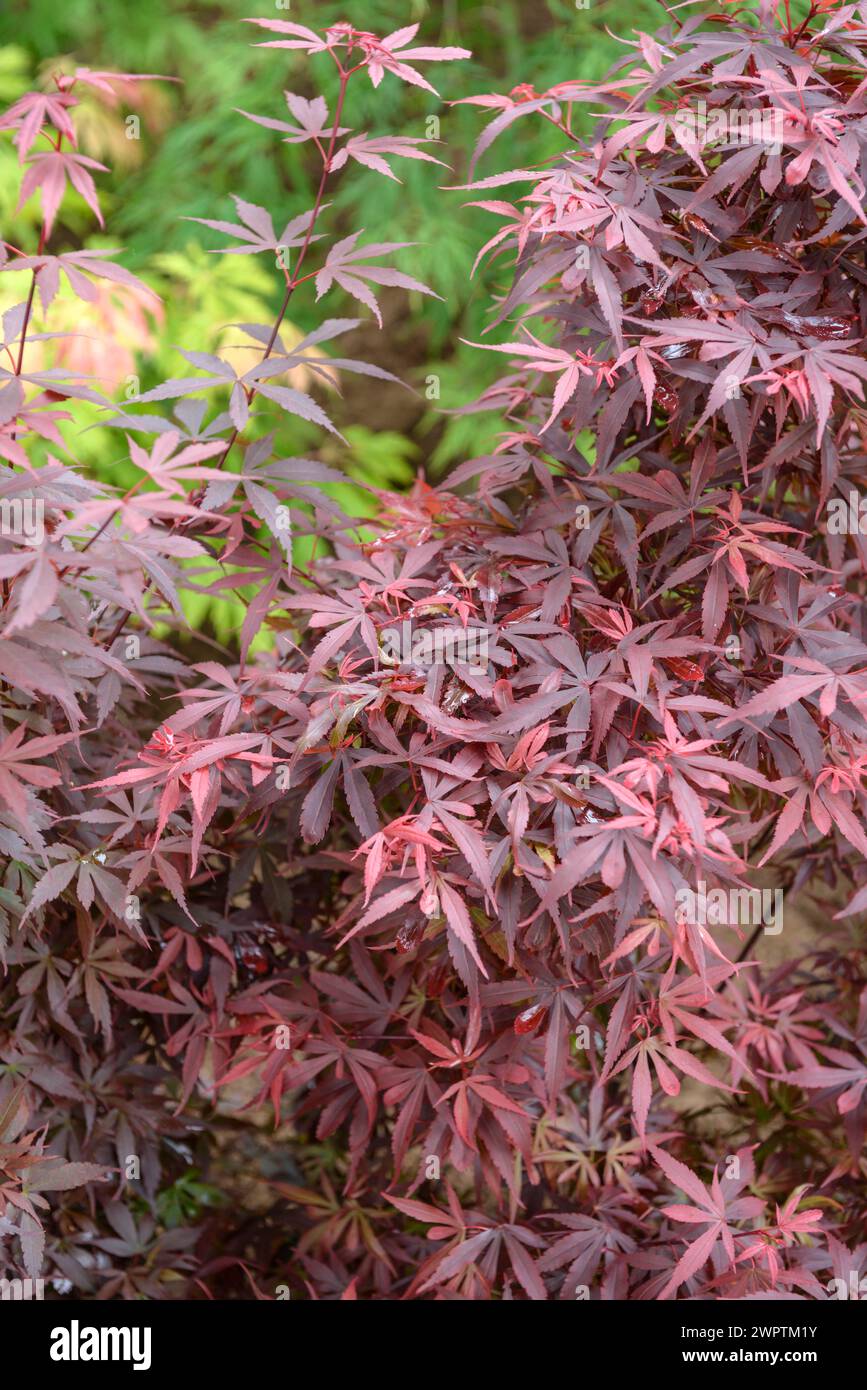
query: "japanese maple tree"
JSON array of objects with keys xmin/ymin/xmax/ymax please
[{"xmin": 1, "ymin": 2, "xmax": 867, "ymax": 1302}]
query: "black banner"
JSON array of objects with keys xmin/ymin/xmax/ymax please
[{"xmin": 3, "ymin": 1295, "xmax": 860, "ymax": 1377}]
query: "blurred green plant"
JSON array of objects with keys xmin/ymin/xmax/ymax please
[{"xmin": 154, "ymin": 1170, "xmax": 226, "ymax": 1229}]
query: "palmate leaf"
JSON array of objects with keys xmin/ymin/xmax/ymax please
[
  {"xmin": 329, "ymin": 134, "xmax": 447, "ymax": 183},
  {"xmin": 315, "ymin": 232, "xmax": 441, "ymax": 327},
  {"xmin": 185, "ymin": 198, "xmax": 321, "ymax": 257},
  {"xmin": 17, "ymin": 150, "xmax": 107, "ymax": 235},
  {"xmin": 237, "ymin": 91, "xmax": 348, "ymax": 145},
  {"xmin": 4, "ymin": 248, "xmax": 159, "ymax": 314},
  {"xmin": 121, "ymin": 351, "xmax": 343, "ymax": 436},
  {"xmin": 245, "ymin": 20, "xmax": 470, "ymax": 97}
]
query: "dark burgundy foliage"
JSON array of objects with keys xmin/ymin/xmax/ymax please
[{"xmin": 2, "ymin": 4, "xmax": 867, "ymax": 1300}]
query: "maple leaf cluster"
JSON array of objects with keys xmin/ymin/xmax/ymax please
[{"xmin": 1, "ymin": 5, "xmax": 866, "ymax": 1301}]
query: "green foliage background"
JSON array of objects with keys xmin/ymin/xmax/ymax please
[{"xmin": 0, "ymin": 0, "xmax": 661, "ymax": 640}]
